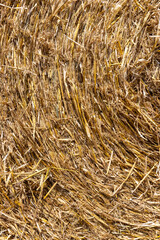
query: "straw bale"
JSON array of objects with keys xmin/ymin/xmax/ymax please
[{"xmin": 0, "ymin": 0, "xmax": 160, "ymax": 239}]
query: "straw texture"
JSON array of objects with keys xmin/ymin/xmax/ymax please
[{"xmin": 0, "ymin": 0, "xmax": 160, "ymax": 239}]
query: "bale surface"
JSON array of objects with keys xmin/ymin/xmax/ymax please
[{"xmin": 0, "ymin": 0, "xmax": 160, "ymax": 239}]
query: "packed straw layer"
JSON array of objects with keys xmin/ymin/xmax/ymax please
[{"xmin": 0, "ymin": 0, "xmax": 160, "ymax": 239}]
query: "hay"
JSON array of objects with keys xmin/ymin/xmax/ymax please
[{"xmin": 0, "ymin": 0, "xmax": 160, "ymax": 239}]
